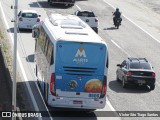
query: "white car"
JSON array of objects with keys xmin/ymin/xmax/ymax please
[
  {"xmin": 74, "ymin": 10, "xmax": 99, "ymax": 33},
  {"xmin": 18, "ymin": 10, "xmax": 41, "ymax": 30}
]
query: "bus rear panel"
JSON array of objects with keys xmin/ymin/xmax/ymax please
[{"xmin": 48, "ymin": 41, "xmax": 107, "ymax": 109}]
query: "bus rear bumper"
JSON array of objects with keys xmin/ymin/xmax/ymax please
[{"xmin": 47, "ymin": 96, "xmax": 106, "ymax": 109}]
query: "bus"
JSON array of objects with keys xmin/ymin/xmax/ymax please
[{"xmin": 32, "ymin": 14, "xmax": 109, "ymax": 110}]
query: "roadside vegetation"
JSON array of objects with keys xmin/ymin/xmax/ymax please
[
  {"xmin": 0, "ymin": 29, "xmax": 12, "ymax": 74},
  {"xmin": 0, "ymin": 31, "xmax": 4, "ymax": 39}
]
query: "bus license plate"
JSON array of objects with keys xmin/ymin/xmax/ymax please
[{"xmin": 73, "ymin": 100, "xmax": 83, "ymax": 104}]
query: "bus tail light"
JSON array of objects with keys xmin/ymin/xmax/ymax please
[
  {"xmin": 100, "ymin": 76, "xmax": 107, "ymax": 98},
  {"xmin": 50, "ymin": 73, "xmax": 56, "ymax": 96}
]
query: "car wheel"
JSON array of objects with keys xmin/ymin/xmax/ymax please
[
  {"xmin": 150, "ymin": 84, "xmax": 155, "ymax": 90},
  {"xmin": 122, "ymin": 77, "xmax": 127, "ymax": 88}
]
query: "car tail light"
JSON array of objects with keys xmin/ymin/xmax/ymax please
[
  {"xmin": 95, "ymin": 18, "xmax": 98, "ymax": 22},
  {"xmin": 19, "ymin": 17, "xmax": 23, "ymax": 21},
  {"xmin": 50, "ymin": 73, "xmax": 56, "ymax": 96},
  {"xmin": 100, "ymin": 76, "xmax": 107, "ymax": 98},
  {"xmin": 127, "ymin": 71, "xmax": 132, "ymax": 76},
  {"xmin": 37, "ymin": 18, "xmax": 40, "ymax": 22},
  {"xmin": 152, "ymin": 72, "xmax": 156, "ymax": 77}
]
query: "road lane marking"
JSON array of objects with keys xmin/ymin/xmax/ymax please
[
  {"xmin": 0, "ymin": 1, "xmax": 43, "ymax": 120},
  {"xmin": 111, "ymin": 39, "xmax": 130, "ymax": 57},
  {"xmin": 110, "ymin": 39, "xmax": 121, "ymax": 49},
  {"xmin": 75, "ymin": 4, "xmax": 81, "ymax": 10},
  {"xmin": 103, "ymin": 0, "xmax": 160, "ymax": 44},
  {"xmin": 106, "ymin": 100, "xmax": 116, "ymax": 111},
  {"xmin": 37, "ymin": 0, "xmax": 43, "ymax": 8}
]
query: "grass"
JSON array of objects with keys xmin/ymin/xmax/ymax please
[
  {"xmin": 0, "ymin": 30, "xmax": 12, "ymax": 67},
  {"xmin": 0, "ymin": 31, "xmax": 4, "ymax": 39}
]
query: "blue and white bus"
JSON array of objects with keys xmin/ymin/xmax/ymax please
[{"xmin": 32, "ymin": 14, "xmax": 109, "ymax": 109}]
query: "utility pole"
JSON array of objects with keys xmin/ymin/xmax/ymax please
[{"xmin": 12, "ymin": 0, "xmax": 18, "ymax": 119}]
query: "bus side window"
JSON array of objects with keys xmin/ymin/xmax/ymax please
[
  {"xmin": 38, "ymin": 28, "xmax": 43, "ymax": 48},
  {"xmin": 42, "ymin": 33, "xmax": 46, "ymax": 52},
  {"xmin": 39, "ymin": 27, "xmax": 46, "ymax": 52},
  {"xmin": 44, "ymin": 36, "xmax": 49, "ymax": 56},
  {"xmin": 46, "ymin": 42, "xmax": 54, "ymax": 65}
]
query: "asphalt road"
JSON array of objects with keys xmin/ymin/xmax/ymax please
[{"xmin": 0, "ymin": 0, "xmax": 160, "ymax": 120}]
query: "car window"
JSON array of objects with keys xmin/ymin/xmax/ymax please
[
  {"xmin": 129, "ymin": 62, "xmax": 151, "ymax": 70},
  {"xmin": 22, "ymin": 13, "xmax": 38, "ymax": 18},
  {"xmin": 77, "ymin": 11, "xmax": 95, "ymax": 17},
  {"xmin": 121, "ymin": 60, "xmax": 126, "ymax": 67}
]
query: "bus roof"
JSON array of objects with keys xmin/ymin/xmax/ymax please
[{"xmin": 42, "ymin": 14, "xmax": 106, "ymax": 44}]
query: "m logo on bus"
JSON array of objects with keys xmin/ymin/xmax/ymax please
[{"xmin": 73, "ymin": 46, "xmax": 88, "ymax": 64}]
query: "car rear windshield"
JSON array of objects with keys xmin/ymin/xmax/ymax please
[
  {"xmin": 130, "ymin": 62, "xmax": 151, "ymax": 70},
  {"xmin": 22, "ymin": 13, "xmax": 38, "ymax": 18},
  {"xmin": 77, "ymin": 12, "xmax": 95, "ymax": 17}
]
